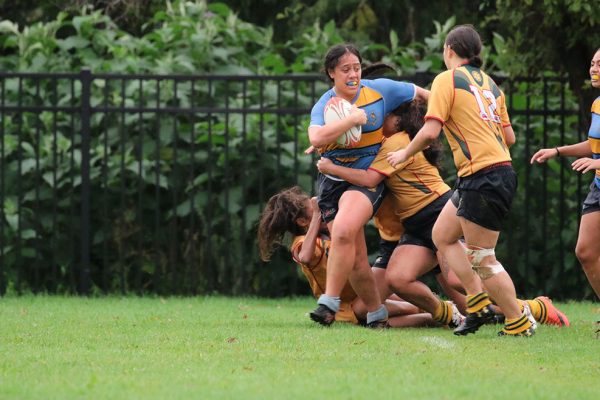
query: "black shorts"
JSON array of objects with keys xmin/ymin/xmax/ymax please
[
  {"xmin": 398, "ymin": 190, "xmax": 452, "ymax": 252},
  {"xmin": 450, "ymin": 164, "xmax": 516, "ymax": 231},
  {"xmin": 317, "ymin": 173, "xmax": 386, "ymax": 223},
  {"xmin": 372, "ymin": 239, "xmax": 399, "ymax": 269},
  {"xmin": 582, "ymin": 182, "xmax": 600, "ymax": 215}
]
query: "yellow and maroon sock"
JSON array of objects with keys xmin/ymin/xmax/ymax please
[
  {"xmin": 466, "ymin": 292, "xmax": 492, "ymax": 314},
  {"xmin": 433, "ymin": 300, "xmax": 452, "ymax": 325},
  {"xmin": 501, "ymin": 314, "xmax": 532, "ymax": 335}
]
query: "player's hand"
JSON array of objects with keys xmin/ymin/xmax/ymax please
[
  {"xmin": 572, "ymin": 157, "xmax": 600, "ymax": 173},
  {"xmin": 386, "ymin": 149, "xmax": 408, "ymax": 167},
  {"xmin": 304, "ymin": 145, "xmax": 315, "ymax": 155},
  {"xmin": 349, "ymin": 105, "xmax": 367, "ymax": 126},
  {"xmin": 310, "ymin": 196, "xmax": 320, "ymax": 215},
  {"xmin": 316, "ymin": 157, "xmax": 334, "ymax": 174},
  {"xmin": 530, "ymin": 148, "xmax": 557, "ymax": 164}
]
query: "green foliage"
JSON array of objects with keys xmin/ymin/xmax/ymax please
[{"xmin": 0, "ymin": 1, "xmax": 594, "ymax": 298}]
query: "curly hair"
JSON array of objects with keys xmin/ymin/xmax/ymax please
[
  {"xmin": 390, "ymin": 100, "xmax": 443, "ymax": 168},
  {"xmin": 257, "ymin": 186, "xmax": 311, "ymax": 261}
]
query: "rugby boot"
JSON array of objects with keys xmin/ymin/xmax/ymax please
[
  {"xmin": 448, "ymin": 302, "xmax": 466, "ymax": 329},
  {"xmin": 535, "ymin": 296, "xmax": 570, "ymax": 327},
  {"xmin": 310, "ymin": 304, "xmax": 336, "ymax": 326},
  {"xmin": 453, "ymin": 304, "xmax": 495, "ymax": 336}
]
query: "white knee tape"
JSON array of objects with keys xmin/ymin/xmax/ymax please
[{"xmin": 466, "ymin": 247, "xmax": 505, "ymax": 280}]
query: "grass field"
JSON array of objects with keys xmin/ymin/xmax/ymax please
[{"xmin": 1, "ymin": 296, "xmax": 599, "ymax": 399}]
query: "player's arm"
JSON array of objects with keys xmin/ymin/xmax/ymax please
[
  {"xmin": 386, "ymin": 119, "xmax": 443, "ymax": 167},
  {"xmin": 530, "ymin": 141, "xmax": 592, "ymax": 164},
  {"xmin": 414, "ymin": 86, "xmax": 430, "ymax": 102},
  {"xmin": 308, "ymin": 105, "xmax": 366, "ymax": 147},
  {"xmin": 503, "ymin": 125, "xmax": 516, "ymax": 148},
  {"xmin": 316, "ymin": 157, "xmax": 384, "ymax": 187},
  {"xmin": 294, "ymin": 198, "xmax": 323, "ymax": 266}
]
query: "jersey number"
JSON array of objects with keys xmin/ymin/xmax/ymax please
[{"xmin": 469, "ymin": 85, "xmax": 501, "ymax": 123}]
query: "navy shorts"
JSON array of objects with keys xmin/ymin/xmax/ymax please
[
  {"xmin": 450, "ymin": 164, "xmax": 516, "ymax": 231},
  {"xmin": 317, "ymin": 173, "xmax": 386, "ymax": 223},
  {"xmin": 372, "ymin": 239, "xmax": 399, "ymax": 269},
  {"xmin": 399, "ymin": 190, "xmax": 452, "ymax": 252},
  {"xmin": 582, "ymin": 182, "xmax": 600, "ymax": 215}
]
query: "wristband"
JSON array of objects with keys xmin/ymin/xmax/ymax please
[{"xmin": 555, "ymin": 147, "xmax": 560, "ymax": 157}]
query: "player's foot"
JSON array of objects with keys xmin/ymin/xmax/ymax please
[
  {"xmin": 366, "ymin": 318, "xmax": 390, "ymax": 329},
  {"xmin": 535, "ymin": 296, "xmax": 570, "ymax": 327},
  {"xmin": 448, "ymin": 302, "xmax": 465, "ymax": 329},
  {"xmin": 310, "ymin": 304, "xmax": 335, "ymax": 326},
  {"xmin": 454, "ymin": 305, "xmax": 495, "ymax": 336},
  {"xmin": 497, "ymin": 327, "xmax": 536, "ymax": 337}
]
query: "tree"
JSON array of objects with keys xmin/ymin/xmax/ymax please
[{"xmin": 485, "ymin": 0, "xmax": 600, "ymax": 119}]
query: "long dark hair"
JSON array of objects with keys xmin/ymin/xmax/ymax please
[
  {"xmin": 391, "ymin": 101, "xmax": 443, "ymax": 168},
  {"xmin": 322, "ymin": 44, "xmax": 362, "ymax": 82},
  {"xmin": 257, "ymin": 186, "xmax": 310, "ymax": 261},
  {"xmin": 445, "ymin": 24, "xmax": 483, "ymax": 68}
]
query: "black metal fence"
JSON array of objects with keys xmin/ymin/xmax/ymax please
[{"xmin": 0, "ymin": 70, "xmax": 591, "ymax": 299}]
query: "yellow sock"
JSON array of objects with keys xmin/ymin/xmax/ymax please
[
  {"xmin": 502, "ymin": 314, "xmax": 532, "ymax": 334},
  {"xmin": 433, "ymin": 301, "xmax": 452, "ymax": 325},
  {"xmin": 466, "ymin": 292, "xmax": 492, "ymax": 314}
]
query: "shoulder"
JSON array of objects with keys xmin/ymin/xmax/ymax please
[
  {"xmin": 592, "ymin": 97, "xmax": 600, "ymax": 114},
  {"xmin": 432, "ymin": 70, "xmax": 454, "ymax": 87},
  {"xmin": 381, "ymin": 132, "xmax": 410, "ymax": 151},
  {"xmin": 361, "ymin": 78, "xmax": 414, "ymax": 91}
]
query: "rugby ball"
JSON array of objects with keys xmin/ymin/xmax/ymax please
[{"xmin": 324, "ymin": 97, "xmax": 362, "ymax": 148}]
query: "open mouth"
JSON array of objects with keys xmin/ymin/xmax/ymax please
[{"xmin": 346, "ymin": 81, "xmax": 358, "ymax": 87}]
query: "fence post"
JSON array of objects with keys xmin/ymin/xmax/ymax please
[{"xmin": 79, "ymin": 68, "xmax": 92, "ymax": 295}]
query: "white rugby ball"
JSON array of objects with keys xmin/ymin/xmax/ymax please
[{"xmin": 323, "ymin": 97, "xmax": 362, "ymax": 148}]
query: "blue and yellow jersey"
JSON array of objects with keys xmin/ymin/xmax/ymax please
[
  {"xmin": 310, "ymin": 78, "xmax": 415, "ymax": 171},
  {"xmin": 369, "ymin": 132, "xmax": 451, "ymax": 220},
  {"xmin": 589, "ymin": 97, "xmax": 600, "ymax": 188},
  {"xmin": 426, "ymin": 65, "xmax": 511, "ymax": 177}
]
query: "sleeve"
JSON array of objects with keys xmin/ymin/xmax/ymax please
[
  {"xmin": 592, "ymin": 98, "xmax": 600, "ymax": 115},
  {"xmin": 368, "ymin": 78, "xmax": 416, "ymax": 113},
  {"xmin": 425, "ymin": 71, "xmax": 454, "ymax": 124},
  {"xmin": 499, "ymin": 90, "xmax": 511, "ymax": 127},
  {"xmin": 290, "ymin": 235, "xmax": 323, "ymax": 267},
  {"xmin": 368, "ymin": 135, "xmax": 414, "ymax": 176},
  {"xmin": 309, "ymin": 91, "xmax": 333, "ymax": 127}
]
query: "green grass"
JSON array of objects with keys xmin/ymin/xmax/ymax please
[{"xmin": 1, "ymin": 296, "xmax": 599, "ymax": 399}]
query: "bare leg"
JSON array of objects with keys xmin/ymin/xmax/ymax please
[
  {"xmin": 324, "ymin": 191, "xmax": 373, "ymax": 296},
  {"xmin": 576, "ymin": 211, "xmax": 600, "ymax": 299},
  {"xmin": 458, "ymin": 219, "xmax": 521, "ymax": 320},
  {"xmin": 352, "ymin": 267, "xmax": 394, "ymax": 318},
  {"xmin": 385, "ymin": 244, "xmax": 440, "ymax": 314},
  {"xmin": 432, "ymin": 201, "xmax": 483, "ymax": 295}
]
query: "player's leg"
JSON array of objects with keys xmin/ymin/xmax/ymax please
[
  {"xmin": 576, "ymin": 210, "xmax": 600, "ymax": 300},
  {"xmin": 386, "ymin": 244, "xmax": 463, "ymax": 327}
]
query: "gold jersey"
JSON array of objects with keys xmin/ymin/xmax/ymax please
[
  {"xmin": 425, "ymin": 65, "xmax": 512, "ymax": 177},
  {"xmin": 369, "ymin": 132, "xmax": 451, "ymax": 220},
  {"xmin": 290, "ymin": 235, "xmax": 358, "ymax": 324}
]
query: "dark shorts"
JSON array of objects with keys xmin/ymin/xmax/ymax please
[
  {"xmin": 317, "ymin": 173, "xmax": 386, "ymax": 223},
  {"xmin": 372, "ymin": 239, "xmax": 399, "ymax": 269},
  {"xmin": 450, "ymin": 164, "xmax": 517, "ymax": 231},
  {"xmin": 399, "ymin": 190, "xmax": 452, "ymax": 252},
  {"xmin": 582, "ymin": 182, "xmax": 600, "ymax": 215}
]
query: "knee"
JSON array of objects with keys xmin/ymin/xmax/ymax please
[
  {"xmin": 576, "ymin": 242, "xmax": 597, "ymax": 268},
  {"xmin": 331, "ymin": 225, "xmax": 357, "ymax": 245},
  {"xmin": 432, "ymin": 227, "xmax": 449, "ymax": 250},
  {"xmin": 385, "ymin": 269, "xmax": 412, "ymax": 290}
]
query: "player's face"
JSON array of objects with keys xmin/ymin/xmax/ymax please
[
  {"xmin": 382, "ymin": 114, "xmax": 399, "ymax": 137},
  {"xmin": 329, "ymin": 52, "xmax": 361, "ymax": 99},
  {"xmin": 442, "ymin": 43, "xmax": 451, "ymax": 70},
  {"xmin": 591, "ymin": 50, "xmax": 600, "ymax": 89}
]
